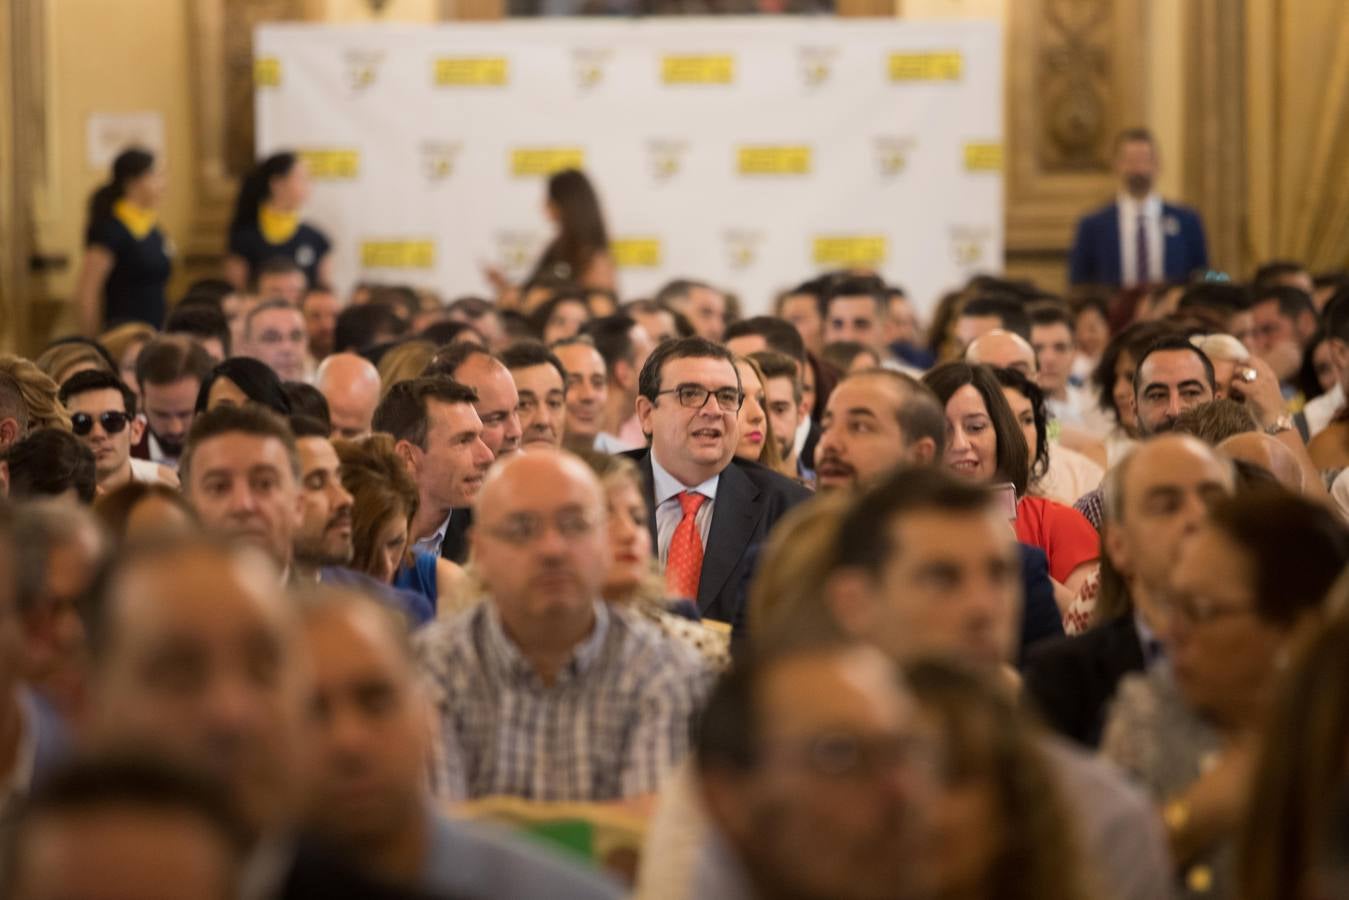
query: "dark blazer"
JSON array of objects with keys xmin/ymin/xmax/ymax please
[
  {"xmin": 628, "ymin": 451, "xmax": 812, "ymax": 636},
  {"xmin": 280, "ymin": 838, "xmax": 447, "ymax": 899},
  {"xmin": 1017, "ymin": 544, "xmax": 1065, "ymax": 665},
  {"xmin": 438, "ymin": 508, "xmax": 474, "ymax": 565},
  {"xmin": 1021, "ymin": 613, "xmax": 1146, "ymax": 749},
  {"xmin": 1068, "ymin": 200, "xmax": 1209, "ymax": 287}
]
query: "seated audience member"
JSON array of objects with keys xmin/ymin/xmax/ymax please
[
  {"xmin": 551, "ymin": 336, "xmax": 617, "ymax": 452},
  {"xmin": 59, "ymin": 370, "xmax": 177, "ymax": 491},
  {"xmin": 0, "ymin": 355, "xmax": 71, "ymax": 434},
  {"xmin": 624, "ymin": 298, "xmax": 684, "ymax": 345},
  {"xmin": 283, "ymin": 381, "xmax": 331, "ymax": 431},
  {"xmin": 315, "ymin": 352, "xmax": 382, "ymax": 439},
  {"xmin": 821, "ymin": 340, "xmax": 881, "ymax": 374},
  {"xmin": 748, "ymin": 350, "xmax": 810, "ymax": 482},
  {"xmin": 1029, "ymin": 301, "xmax": 1093, "ymax": 425},
  {"xmin": 1175, "ymin": 282, "xmax": 1254, "ymax": 349},
  {"xmin": 446, "ymin": 296, "xmax": 507, "ymax": 350},
  {"xmin": 1297, "ymin": 327, "xmax": 1336, "ymax": 405},
  {"xmin": 165, "ymin": 302, "xmax": 230, "ymax": 361},
  {"xmin": 2, "ymin": 755, "xmax": 250, "ymax": 900},
  {"xmin": 1249, "ymin": 284, "xmax": 1319, "ymax": 390},
  {"xmin": 221, "ymin": 291, "xmax": 259, "ymax": 352},
  {"xmin": 377, "ymin": 341, "xmax": 436, "ymax": 396},
  {"xmin": 529, "ymin": 291, "xmax": 592, "ymax": 345},
  {"xmin": 965, "ymin": 328, "xmax": 1038, "ymax": 376},
  {"xmin": 821, "ymin": 276, "xmax": 892, "ymax": 363},
  {"xmin": 194, "ymin": 357, "xmax": 292, "ymax": 416},
  {"xmin": 952, "ymin": 294, "xmax": 1032, "ymax": 353},
  {"xmin": 723, "ymin": 315, "xmax": 808, "ymax": 364},
  {"xmin": 654, "ymin": 279, "xmax": 728, "ymax": 342},
  {"xmin": 500, "ymin": 341, "xmax": 567, "ymax": 449},
  {"xmin": 883, "ymin": 286, "xmax": 933, "ymax": 369},
  {"xmin": 301, "ymin": 286, "xmax": 341, "ymax": 360},
  {"xmin": 1189, "ymin": 332, "xmax": 1252, "ymax": 398},
  {"xmin": 1070, "ymin": 295, "xmax": 1111, "ymax": 382},
  {"xmin": 34, "ymin": 338, "xmax": 114, "ymax": 388},
  {"xmin": 372, "ymin": 376, "xmax": 493, "ymax": 566},
  {"xmin": 731, "ymin": 355, "xmax": 780, "ymax": 471},
  {"xmin": 131, "ymin": 336, "xmax": 214, "ymax": 469},
  {"xmin": 583, "ymin": 314, "xmax": 656, "ymax": 450},
  {"xmin": 1237, "ymin": 615, "xmax": 1349, "ymax": 900},
  {"xmin": 904, "ymin": 660, "xmax": 1097, "ymax": 900},
  {"xmin": 773, "ymin": 281, "xmax": 825, "ymax": 356},
  {"xmin": 1101, "ymin": 489, "xmax": 1349, "ymax": 900},
  {"xmin": 242, "ymin": 297, "xmax": 309, "ymax": 382},
  {"xmin": 693, "ymin": 640, "xmax": 934, "ymax": 900},
  {"xmin": 289, "ymin": 417, "xmax": 354, "ymax": 582},
  {"xmin": 93, "ymin": 481, "xmax": 197, "ymax": 544},
  {"xmin": 993, "ymin": 367, "xmax": 1103, "ymax": 506},
  {"xmin": 1302, "ymin": 289, "xmax": 1349, "ymax": 437},
  {"xmin": 1171, "ymin": 397, "xmax": 1258, "ymax": 445},
  {"xmin": 424, "ymin": 343, "xmax": 522, "ymax": 460},
  {"xmin": 923, "ymin": 362, "xmax": 1098, "ymax": 596},
  {"xmin": 5, "ymin": 429, "xmax": 97, "ymax": 504},
  {"xmin": 299, "ymin": 588, "xmax": 622, "ymax": 899},
  {"xmin": 630, "ymin": 337, "xmax": 812, "ymax": 634},
  {"xmin": 97, "ymin": 321, "xmax": 157, "ymax": 399},
  {"xmin": 414, "ymin": 450, "xmax": 708, "ymax": 803},
  {"xmin": 418, "ymin": 319, "xmax": 484, "ymax": 350},
  {"xmin": 335, "ymin": 301, "xmax": 407, "ymax": 355},
  {"xmin": 334, "ymin": 435, "xmax": 465, "ymax": 620},
  {"xmin": 814, "ymin": 369, "xmax": 944, "ymax": 492},
  {"xmin": 581, "ymin": 451, "xmax": 729, "ymax": 668},
  {"xmin": 14, "ymin": 501, "xmax": 107, "ymax": 717},
  {"xmin": 77, "ymin": 534, "xmax": 430, "ymax": 898},
  {"xmin": 1253, "ymin": 258, "xmax": 1316, "ymax": 296},
  {"xmin": 253, "ymin": 255, "xmax": 308, "ymax": 305},
  {"xmin": 1024, "ymin": 435, "xmax": 1236, "ymax": 744}
]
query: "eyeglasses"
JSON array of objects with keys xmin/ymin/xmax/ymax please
[
  {"xmin": 654, "ymin": 384, "xmax": 743, "ymax": 412},
  {"xmin": 70, "ymin": 411, "xmax": 132, "ymax": 436},
  {"xmin": 484, "ymin": 509, "xmax": 598, "ymax": 546}
]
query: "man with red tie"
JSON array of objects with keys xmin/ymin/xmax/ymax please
[{"xmin": 631, "ymin": 338, "xmax": 813, "ymax": 638}]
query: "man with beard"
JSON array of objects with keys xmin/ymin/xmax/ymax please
[
  {"xmin": 1069, "ymin": 128, "xmax": 1209, "ymax": 288},
  {"xmin": 500, "ymin": 342, "xmax": 567, "ymax": 449},
  {"xmin": 813, "ymin": 369, "xmax": 943, "ymax": 492},
  {"xmin": 131, "ymin": 336, "xmax": 214, "ymax": 469},
  {"xmin": 1132, "ymin": 336, "xmax": 1219, "ymax": 436},
  {"xmin": 413, "ymin": 450, "xmax": 708, "ymax": 805}
]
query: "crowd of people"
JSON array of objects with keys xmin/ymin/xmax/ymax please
[{"xmin": 2, "ymin": 128, "xmax": 1349, "ymax": 900}]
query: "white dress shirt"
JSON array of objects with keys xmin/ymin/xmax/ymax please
[
  {"xmin": 1117, "ymin": 193, "xmax": 1165, "ymax": 287},
  {"xmin": 1304, "ymin": 383, "xmax": 1345, "ymax": 439},
  {"xmin": 650, "ymin": 453, "xmax": 719, "ymax": 567}
]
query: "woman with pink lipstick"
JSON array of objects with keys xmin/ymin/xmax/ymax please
[
  {"xmin": 732, "ymin": 355, "xmax": 783, "ymax": 473},
  {"xmin": 923, "ymin": 362, "xmax": 1099, "ymax": 606}
]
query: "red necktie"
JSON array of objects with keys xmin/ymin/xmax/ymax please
[{"xmin": 665, "ymin": 491, "xmax": 707, "ymax": 601}]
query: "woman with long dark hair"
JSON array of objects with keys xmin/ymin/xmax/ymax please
[
  {"xmin": 225, "ymin": 151, "xmax": 331, "ymax": 290},
  {"xmin": 74, "ymin": 147, "xmax": 171, "ymax": 334}
]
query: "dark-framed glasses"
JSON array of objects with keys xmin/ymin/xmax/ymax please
[
  {"xmin": 655, "ymin": 384, "xmax": 743, "ymax": 412},
  {"xmin": 70, "ymin": 411, "xmax": 132, "ymax": 436}
]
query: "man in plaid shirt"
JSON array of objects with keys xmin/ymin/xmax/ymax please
[{"xmin": 414, "ymin": 449, "xmax": 709, "ymax": 804}]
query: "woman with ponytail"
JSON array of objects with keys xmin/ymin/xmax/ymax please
[
  {"xmin": 74, "ymin": 147, "xmax": 171, "ymax": 334},
  {"xmin": 224, "ymin": 151, "xmax": 331, "ymax": 291}
]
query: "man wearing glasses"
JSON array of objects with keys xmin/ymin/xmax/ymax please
[
  {"xmin": 413, "ymin": 449, "xmax": 708, "ymax": 807},
  {"xmin": 631, "ymin": 337, "xmax": 812, "ymax": 639},
  {"xmin": 58, "ymin": 369, "xmax": 178, "ymax": 492}
]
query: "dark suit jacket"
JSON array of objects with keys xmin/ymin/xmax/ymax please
[
  {"xmin": 281, "ymin": 838, "xmax": 449, "ymax": 899},
  {"xmin": 628, "ymin": 451, "xmax": 812, "ymax": 637},
  {"xmin": 1018, "ymin": 544, "xmax": 1064, "ymax": 666},
  {"xmin": 1068, "ymin": 200, "xmax": 1209, "ymax": 287},
  {"xmin": 1021, "ymin": 613, "xmax": 1146, "ymax": 749},
  {"xmin": 438, "ymin": 508, "xmax": 473, "ymax": 565}
]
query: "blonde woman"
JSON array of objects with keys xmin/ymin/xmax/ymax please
[{"xmin": 0, "ymin": 354, "xmax": 72, "ymax": 432}]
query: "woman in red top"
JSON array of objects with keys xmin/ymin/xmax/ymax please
[{"xmin": 923, "ymin": 362, "xmax": 1099, "ymax": 602}]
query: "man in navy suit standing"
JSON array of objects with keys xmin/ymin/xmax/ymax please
[{"xmin": 1069, "ymin": 128, "xmax": 1209, "ymax": 288}]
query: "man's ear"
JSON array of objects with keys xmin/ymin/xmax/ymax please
[
  {"xmin": 614, "ymin": 360, "xmax": 637, "ymax": 394},
  {"xmin": 1102, "ymin": 524, "xmax": 1131, "ymax": 578},
  {"xmin": 824, "ymin": 567, "xmax": 877, "ymax": 639},
  {"xmin": 907, "ymin": 437, "xmax": 938, "ymax": 468},
  {"xmin": 0, "ymin": 417, "xmax": 19, "ymax": 451},
  {"xmin": 1327, "ymin": 338, "xmax": 1349, "ymax": 381},
  {"xmin": 635, "ymin": 396, "xmax": 655, "ymax": 437},
  {"xmin": 128, "ymin": 415, "xmax": 146, "ymax": 446},
  {"xmin": 394, "ymin": 439, "xmax": 420, "ymax": 474}
]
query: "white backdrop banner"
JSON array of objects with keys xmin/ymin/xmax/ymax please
[{"xmin": 255, "ymin": 19, "xmax": 1002, "ymax": 316}]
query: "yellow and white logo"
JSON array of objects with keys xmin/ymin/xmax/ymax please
[
  {"xmin": 510, "ymin": 147, "xmax": 585, "ymax": 178},
  {"xmin": 299, "ymin": 149, "xmax": 360, "ymax": 180},
  {"xmin": 361, "ymin": 240, "xmax": 435, "ymax": 269},
  {"xmin": 888, "ymin": 51, "xmax": 963, "ymax": 82},
  {"xmin": 798, "ymin": 46, "xmax": 838, "ymax": 88},
  {"xmin": 949, "ymin": 225, "xmax": 992, "ymax": 268},
  {"xmin": 813, "ymin": 235, "xmax": 887, "ymax": 267},
  {"xmin": 737, "ymin": 145, "xmax": 812, "ymax": 176},
  {"xmin": 662, "ymin": 54, "xmax": 734, "ymax": 85},
  {"xmin": 724, "ymin": 230, "xmax": 763, "ymax": 271},
  {"xmin": 433, "ymin": 56, "xmax": 509, "ymax": 87},
  {"xmin": 344, "ymin": 50, "xmax": 384, "ymax": 92},
  {"xmin": 647, "ymin": 140, "xmax": 688, "ymax": 182},
  {"xmin": 874, "ymin": 137, "xmax": 916, "ymax": 177},
  {"xmin": 420, "ymin": 142, "xmax": 462, "ymax": 183},
  {"xmin": 572, "ymin": 48, "xmax": 612, "ymax": 91},
  {"xmin": 962, "ymin": 142, "xmax": 1003, "ymax": 172},
  {"xmin": 494, "ymin": 230, "xmax": 544, "ymax": 277},
  {"xmin": 254, "ymin": 57, "xmax": 281, "ymax": 89},
  {"xmin": 612, "ymin": 237, "xmax": 662, "ymax": 269}
]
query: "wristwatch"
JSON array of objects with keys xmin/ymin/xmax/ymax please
[{"xmin": 1264, "ymin": 414, "xmax": 1295, "ymax": 436}]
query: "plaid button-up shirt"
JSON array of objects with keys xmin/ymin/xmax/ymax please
[{"xmin": 414, "ymin": 600, "xmax": 710, "ymax": 803}]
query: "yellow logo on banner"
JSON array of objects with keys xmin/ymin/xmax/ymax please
[
  {"xmin": 612, "ymin": 238, "xmax": 662, "ymax": 268},
  {"xmin": 434, "ymin": 57, "xmax": 509, "ymax": 86},
  {"xmin": 963, "ymin": 142, "xmax": 1003, "ymax": 171},
  {"xmin": 299, "ymin": 150, "xmax": 360, "ymax": 179},
  {"xmin": 662, "ymin": 55, "xmax": 734, "ymax": 84},
  {"xmin": 510, "ymin": 147, "xmax": 585, "ymax": 177},
  {"xmin": 813, "ymin": 236, "xmax": 888, "ymax": 267},
  {"xmin": 949, "ymin": 226, "xmax": 991, "ymax": 267},
  {"xmin": 888, "ymin": 51, "xmax": 963, "ymax": 81},
  {"xmin": 254, "ymin": 57, "xmax": 281, "ymax": 88},
  {"xmin": 737, "ymin": 146, "xmax": 812, "ymax": 175},
  {"xmin": 361, "ymin": 240, "xmax": 435, "ymax": 269}
]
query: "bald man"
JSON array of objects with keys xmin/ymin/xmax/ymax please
[
  {"xmin": 412, "ymin": 450, "xmax": 708, "ymax": 805},
  {"xmin": 315, "ymin": 353, "xmax": 382, "ymax": 440},
  {"xmin": 1219, "ymin": 431, "xmax": 1306, "ymax": 494},
  {"xmin": 964, "ymin": 329, "xmax": 1038, "ymax": 375}
]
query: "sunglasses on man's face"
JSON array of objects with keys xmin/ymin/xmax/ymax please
[{"xmin": 71, "ymin": 411, "xmax": 132, "ymax": 436}]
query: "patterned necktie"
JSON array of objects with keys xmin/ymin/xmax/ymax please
[
  {"xmin": 1136, "ymin": 211, "xmax": 1149, "ymax": 285},
  {"xmin": 665, "ymin": 491, "xmax": 707, "ymax": 601}
]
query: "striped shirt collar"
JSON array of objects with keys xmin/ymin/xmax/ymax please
[{"xmin": 480, "ymin": 599, "xmax": 611, "ymax": 686}]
